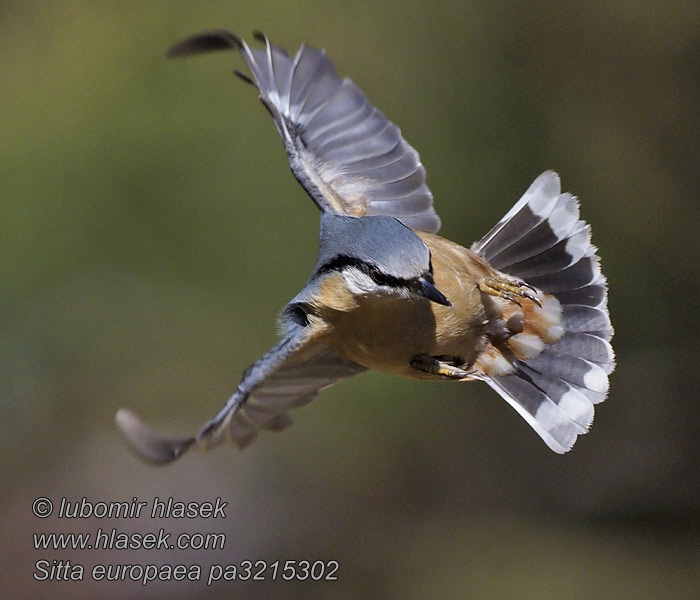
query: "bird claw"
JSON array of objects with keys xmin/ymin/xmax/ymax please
[
  {"xmin": 478, "ymin": 276, "xmax": 542, "ymax": 308},
  {"xmin": 410, "ymin": 354, "xmax": 476, "ymax": 380}
]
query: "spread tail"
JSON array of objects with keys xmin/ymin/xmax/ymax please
[{"xmin": 473, "ymin": 171, "xmax": 615, "ymax": 453}]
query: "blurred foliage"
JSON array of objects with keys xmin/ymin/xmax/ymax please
[{"xmin": 2, "ymin": 1, "xmax": 699, "ymax": 598}]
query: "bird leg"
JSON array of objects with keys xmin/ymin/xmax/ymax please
[
  {"xmin": 478, "ymin": 276, "xmax": 542, "ymax": 307},
  {"xmin": 410, "ymin": 354, "xmax": 476, "ymax": 380}
]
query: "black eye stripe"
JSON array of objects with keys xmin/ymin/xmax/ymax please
[
  {"xmin": 318, "ymin": 254, "xmax": 423, "ymax": 289},
  {"xmin": 317, "ymin": 255, "xmax": 370, "ymax": 276},
  {"xmin": 368, "ymin": 268, "xmax": 395, "ymax": 286}
]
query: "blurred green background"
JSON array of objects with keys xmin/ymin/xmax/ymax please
[{"xmin": 3, "ymin": 1, "xmax": 699, "ymax": 598}]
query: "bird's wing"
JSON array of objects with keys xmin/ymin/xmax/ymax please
[
  {"xmin": 166, "ymin": 30, "xmax": 441, "ymax": 233},
  {"xmin": 117, "ymin": 330, "xmax": 366, "ymax": 464}
]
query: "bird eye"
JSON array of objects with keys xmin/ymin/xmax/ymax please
[
  {"xmin": 360, "ymin": 263, "xmax": 403, "ymax": 289},
  {"xmin": 369, "ymin": 269, "xmax": 391, "ymax": 286}
]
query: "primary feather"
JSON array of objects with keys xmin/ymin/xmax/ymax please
[{"xmin": 166, "ymin": 30, "xmax": 441, "ymax": 232}]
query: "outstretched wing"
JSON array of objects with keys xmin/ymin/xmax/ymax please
[
  {"xmin": 117, "ymin": 330, "xmax": 366, "ymax": 464},
  {"xmin": 166, "ymin": 30, "xmax": 441, "ymax": 233}
]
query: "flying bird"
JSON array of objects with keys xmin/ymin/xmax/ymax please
[{"xmin": 116, "ymin": 30, "xmax": 615, "ymax": 463}]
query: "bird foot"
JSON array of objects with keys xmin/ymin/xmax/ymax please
[
  {"xmin": 478, "ymin": 276, "xmax": 542, "ymax": 308},
  {"xmin": 410, "ymin": 354, "xmax": 476, "ymax": 380}
]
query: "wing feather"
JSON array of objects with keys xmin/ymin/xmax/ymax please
[
  {"xmin": 116, "ymin": 329, "xmax": 365, "ymax": 463},
  {"xmin": 226, "ymin": 342, "xmax": 366, "ymax": 449},
  {"xmin": 166, "ymin": 30, "xmax": 441, "ymax": 232}
]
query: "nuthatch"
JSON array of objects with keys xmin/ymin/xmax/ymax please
[{"xmin": 117, "ymin": 30, "xmax": 615, "ymax": 463}]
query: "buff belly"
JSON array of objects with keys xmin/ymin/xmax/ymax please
[{"xmin": 317, "ymin": 235, "xmax": 493, "ymax": 380}]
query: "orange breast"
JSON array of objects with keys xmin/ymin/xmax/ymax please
[{"xmin": 317, "ymin": 232, "xmax": 495, "ymax": 380}]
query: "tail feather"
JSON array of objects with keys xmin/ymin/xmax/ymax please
[
  {"xmin": 550, "ymin": 332, "xmax": 615, "ymax": 374},
  {"xmin": 526, "ymin": 253, "xmax": 602, "ymax": 293},
  {"xmin": 563, "ymin": 304, "xmax": 612, "ymax": 335},
  {"xmin": 555, "ymin": 284, "xmax": 606, "ymax": 308},
  {"xmin": 476, "ymin": 171, "xmax": 562, "ymax": 258},
  {"xmin": 485, "ymin": 193, "xmax": 580, "ymax": 267},
  {"xmin": 505, "ymin": 225, "xmax": 590, "ymax": 278},
  {"xmin": 474, "ymin": 171, "xmax": 615, "ymax": 453}
]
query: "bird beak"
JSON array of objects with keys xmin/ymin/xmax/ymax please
[{"xmin": 417, "ymin": 276, "xmax": 452, "ymax": 306}]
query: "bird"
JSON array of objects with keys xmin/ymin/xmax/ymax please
[{"xmin": 116, "ymin": 30, "xmax": 615, "ymax": 464}]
